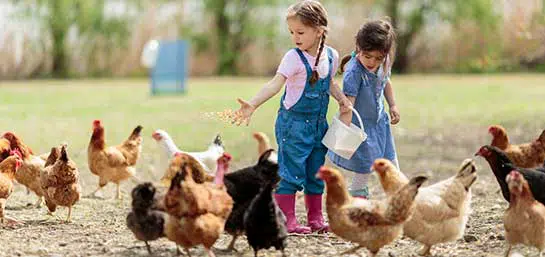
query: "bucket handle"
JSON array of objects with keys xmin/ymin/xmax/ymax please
[{"xmin": 347, "ymin": 106, "xmax": 365, "ymax": 136}]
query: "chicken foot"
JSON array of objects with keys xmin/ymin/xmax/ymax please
[
  {"xmin": 215, "ymin": 235, "xmax": 239, "ymax": 252},
  {"xmin": 418, "ymin": 244, "xmax": 432, "ymax": 256},
  {"xmin": 86, "ymin": 185, "xmax": 105, "ymax": 199},
  {"xmin": 205, "ymin": 248, "xmax": 216, "ymax": 257},
  {"xmin": 339, "ymin": 245, "xmax": 362, "ymax": 255},
  {"xmin": 0, "ymin": 216, "xmax": 22, "ymax": 227},
  {"xmin": 176, "ymin": 246, "xmax": 192, "ymax": 257}
]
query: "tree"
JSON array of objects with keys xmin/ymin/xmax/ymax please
[
  {"xmin": 201, "ymin": 0, "xmax": 286, "ymax": 75},
  {"xmin": 11, "ymin": 0, "xmax": 141, "ymax": 78},
  {"xmin": 382, "ymin": 0, "xmax": 499, "ymax": 73}
]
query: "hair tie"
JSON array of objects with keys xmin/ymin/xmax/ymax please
[{"xmin": 350, "ymin": 51, "xmax": 356, "ymax": 58}]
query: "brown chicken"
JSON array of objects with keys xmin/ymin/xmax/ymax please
[
  {"xmin": 40, "ymin": 145, "xmax": 81, "ymax": 222},
  {"xmin": 253, "ymin": 132, "xmax": 272, "ymax": 157},
  {"xmin": 504, "ymin": 170, "xmax": 545, "ymax": 257},
  {"xmin": 87, "ymin": 120, "xmax": 143, "ymax": 199},
  {"xmin": 160, "ymin": 152, "xmax": 214, "ymax": 187},
  {"xmin": 317, "ymin": 166, "xmax": 426, "ymax": 257},
  {"xmin": 0, "ymin": 138, "xmax": 12, "ymax": 162},
  {"xmin": 373, "ymin": 158, "xmax": 478, "ymax": 256},
  {"xmin": 489, "ymin": 125, "xmax": 545, "ymax": 168},
  {"xmin": 3, "ymin": 132, "xmax": 46, "ymax": 207},
  {"xmin": 0, "ymin": 153, "xmax": 22, "ymax": 226},
  {"xmin": 164, "ymin": 154, "xmax": 233, "ymax": 257}
]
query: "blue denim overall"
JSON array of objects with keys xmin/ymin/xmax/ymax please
[{"xmin": 275, "ymin": 48, "xmax": 333, "ymax": 195}]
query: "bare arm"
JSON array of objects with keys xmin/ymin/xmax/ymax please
[
  {"xmin": 384, "ymin": 79, "xmax": 396, "ymax": 108},
  {"xmin": 233, "ymin": 73, "xmax": 286, "ymax": 126},
  {"xmin": 247, "ymin": 73, "xmax": 286, "ymax": 109},
  {"xmin": 384, "ymin": 79, "xmax": 400, "ymax": 125}
]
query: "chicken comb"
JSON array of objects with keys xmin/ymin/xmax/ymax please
[
  {"xmin": 222, "ymin": 152, "xmax": 232, "ymax": 161},
  {"xmin": 10, "ymin": 149, "xmax": 22, "ymax": 159},
  {"xmin": 92, "ymin": 120, "xmax": 101, "ymax": 126}
]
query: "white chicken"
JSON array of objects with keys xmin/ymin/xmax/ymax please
[
  {"xmin": 373, "ymin": 158, "xmax": 478, "ymax": 256},
  {"xmin": 152, "ymin": 129, "xmax": 224, "ymax": 175}
]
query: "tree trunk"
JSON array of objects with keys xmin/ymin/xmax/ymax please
[
  {"xmin": 215, "ymin": 0, "xmax": 236, "ymax": 75},
  {"xmin": 49, "ymin": 1, "xmax": 68, "ymax": 78}
]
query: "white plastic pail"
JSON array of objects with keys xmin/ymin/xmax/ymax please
[{"xmin": 322, "ymin": 106, "xmax": 367, "ymax": 159}]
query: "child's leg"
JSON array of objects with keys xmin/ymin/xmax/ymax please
[
  {"xmin": 275, "ymin": 119, "xmax": 311, "ymax": 234},
  {"xmin": 304, "ymin": 146, "xmax": 328, "ymax": 233},
  {"xmin": 349, "ymin": 173, "xmax": 370, "ymax": 199},
  {"xmin": 325, "ymin": 157, "xmax": 370, "ymax": 199}
]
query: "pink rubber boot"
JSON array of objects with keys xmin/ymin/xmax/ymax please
[
  {"xmin": 305, "ymin": 194, "xmax": 329, "ymax": 233},
  {"xmin": 274, "ymin": 194, "xmax": 311, "ymax": 234}
]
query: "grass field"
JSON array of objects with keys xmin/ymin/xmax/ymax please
[{"xmin": 0, "ymin": 74, "xmax": 544, "ymax": 256}]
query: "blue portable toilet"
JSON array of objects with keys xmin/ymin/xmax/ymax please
[{"xmin": 146, "ymin": 40, "xmax": 189, "ymax": 95}]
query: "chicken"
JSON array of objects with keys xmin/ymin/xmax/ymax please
[
  {"xmin": 160, "ymin": 152, "xmax": 214, "ymax": 187},
  {"xmin": 152, "ymin": 129, "xmax": 224, "ymax": 174},
  {"xmin": 253, "ymin": 132, "xmax": 272, "ymax": 157},
  {"xmin": 489, "ymin": 125, "xmax": 545, "ymax": 168},
  {"xmin": 222, "ymin": 149, "xmax": 280, "ymax": 251},
  {"xmin": 164, "ymin": 157, "xmax": 232, "ymax": 219},
  {"xmin": 476, "ymin": 145, "xmax": 545, "ymax": 205},
  {"xmin": 3, "ymin": 132, "xmax": 46, "ymax": 207},
  {"xmin": 87, "ymin": 120, "xmax": 143, "ymax": 199},
  {"xmin": 163, "ymin": 153, "xmax": 233, "ymax": 257},
  {"xmin": 504, "ymin": 170, "xmax": 545, "ymax": 257},
  {"xmin": 0, "ymin": 138, "xmax": 12, "ymax": 162},
  {"xmin": 40, "ymin": 145, "xmax": 81, "ymax": 222},
  {"xmin": 373, "ymin": 158, "xmax": 478, "ymax": 256},
  {"xmin": 0, "ymin": 153, "xmax": 22, "ymax": 226},
  {"xmin": 126, "ymin": 182, "xmax": 167, "ymax": 254},
  {"xmin": 317, "ymin": 166, "xmax": 427, "ymax": 257},
  {"xmin": 243, "ymin": 181, "xmax": 287, "ymax": 257}
]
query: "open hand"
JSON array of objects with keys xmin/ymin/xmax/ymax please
[
  {"xmin": 389, "ymin": 105, "xmax": 400, "ymax": 125},
  {"xmin": 231, "ymin": 98, "xmax": 255, "ymax": 126}
]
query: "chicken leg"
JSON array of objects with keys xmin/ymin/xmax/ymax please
[
  {"xmin": 34, "ymin": 196, "xmax": 44, "ymax": 208},
  {"xmin": 224, "ymin": 235, "xmax": 238, "ymax": 252},
  {"xmin": 66, "ymin": 206, "xmax": 73, "ymax": 223},
  {"xmin": 205, "ymin": 248, "xmax": 216, "ymax": 257},
  {"xmin": 116, "ymin": 184, "xmax": 121, "ymax": 199},
  {"xmin": 418, "ymin": 244, "xmax": 431, "ymax": 256},
  {"xmin": 144, "ymin": 241, "xmax": 152, "ymax": 254},
  {"xmin": 504, "ymin": 245, "xmax": 512, "ymax": 257},
  {"xmin": 86, "ymin": 185, "xmax": 105, "ymax": 199},
  {"xmin": 0, "ymin": 216, "xmax": 22, "ymax": 227}
]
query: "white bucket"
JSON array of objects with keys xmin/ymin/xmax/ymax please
[{"xmin": 322, "ymin": 106, "xmax": 367, "ymax": 159}]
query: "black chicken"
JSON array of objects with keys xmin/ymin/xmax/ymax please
[
  {"xmin": 244, "ymin": 181, "xmax": 287, "ymax": 257},
  {"xmin": 476, "ymin": 145, "xmax": 545, "ymax": 204},
  {"xmin": 222, "ymin": 149, "xmax": 280, "ymax": 251},
  {"xmin": 126, "ymin": 182, "xmax": 167, "ymax": 254}
]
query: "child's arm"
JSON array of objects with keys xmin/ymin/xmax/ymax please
[
  {"xmin": 233, "ymin": 73, "xmax": 286, "ymax": 126},
  {"xmin": 384, "ymin": 79, "xmax": 400, "ymax": 125},
  {"xmin": 339, "ymin": 96, "xmax": 356, "ymax": 126},
  {"xmin": 330, "ymin": 80, "xmax": 352, "ymax": 113}
]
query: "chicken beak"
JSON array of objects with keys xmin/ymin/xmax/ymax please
[{"xmin": 315, "ymin": 171, "xmax": 323, "ymax": 180}]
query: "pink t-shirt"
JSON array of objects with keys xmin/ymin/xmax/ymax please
[{"xmin": 276, "ymin": 46, "xmax": 339, "ymax": 109}]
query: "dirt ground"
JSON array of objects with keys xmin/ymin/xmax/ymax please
[{"xmin": 0, "ymin": 125, "xmax": 542, "ymax": 257}]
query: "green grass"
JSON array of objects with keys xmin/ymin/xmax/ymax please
[{"xmin": 0, "ymin": 74, "xmax": 544, "ymax": 175}]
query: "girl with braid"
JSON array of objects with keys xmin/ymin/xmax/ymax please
[{"xmin": 231, "ymin": 0, "xmax": 351, "ymax": 234}]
